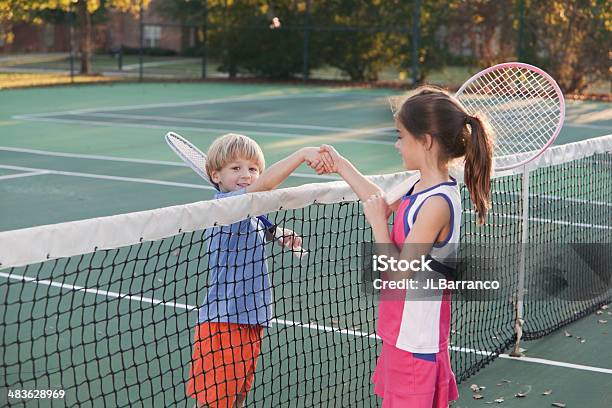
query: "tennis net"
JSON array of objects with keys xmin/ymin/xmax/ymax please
[{"xmin": 1, "ymin": 134, "xmax": 611, "ymax": 407}]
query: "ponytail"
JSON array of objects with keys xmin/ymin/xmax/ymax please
[
  {"xmin": 396, "ymin": 86, "xmax": 493, "ymax": 225},
  {"xmin": 463, "ymin": 115, "xmax": 493, "ymax": 224}
]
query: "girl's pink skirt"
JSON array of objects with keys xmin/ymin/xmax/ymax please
[{"xmin": 372, "ymin": 342, "xmax": 459, "ymax": 408}]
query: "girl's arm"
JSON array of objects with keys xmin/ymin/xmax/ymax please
[
  {"xmin": 318, "ymin": 144, "xmax": 383, "ymax": 202},
  {"xmin": 365, "ymin": 194, "xmax": 450, "ymax": 282},
  {"xmin": 247, "ymin": 147, "xmax": 326, "ymax": 193}
]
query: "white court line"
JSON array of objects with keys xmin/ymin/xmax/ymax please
[
  {"xmin": 1, "ymin": 162, "xmax": 607, "ymax": 231},
  {"xmin": 498, "ymin": 354, "xmax": 612, "ymax": 375},
  {"xmin": 11, "ymin": 115, "xmax": 394, "ymax": 146},
  {"xmin": 85, "ymin": 112, "xmax": 394, "ymax": 136},
  {"xmin": 0, "ymin": 170, "xmax": 50, "ymax": 181},
  {"xmin": 0, "ymin": 164, "xmax": 216, "ymax": 191},
  {"xmin": 0, "ymin": 146, "xmax": 340, "ymax": 181},
  {"xmin": 16, "ymin": 92, "xmax": 359, "ymax": 117},
  {"xmin": 465, "ymin": 209, "xmax": 612, "ymax": 231},
  {"xmin": 1, "ymin": 270, "xmax": 610, "ymax": 376},
  {"xmin": 565, "ymin": 123, "xmax": 612, "ymax": 131},
  {"xmin": 492, "ymin": 189, "xmax": 612, "ymax": 209}
]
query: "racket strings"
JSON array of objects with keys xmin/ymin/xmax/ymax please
[{"xmin": 460, "ymin": 66, "xmax": 562, "ymax": 156}]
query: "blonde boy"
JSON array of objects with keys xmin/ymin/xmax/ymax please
[{"xmin": 187, "ymin": 133, "xmax": 327, "ymax": 408}]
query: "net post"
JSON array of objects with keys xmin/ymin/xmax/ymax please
[{"xmin": 511, "ymin": 165, "xmax": 529, "ymax": 356}]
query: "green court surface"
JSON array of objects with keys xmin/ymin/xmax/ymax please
[
  {"xmin": 1, "ymin": 83, "xmax": 610, "ymax": 231},
  {"xmin": 0, "ymin": 83, "xmax": 611, "ymax": 407},
  {"xmin": 454, "ymin": 311, "xmax": 612, "ymax": 407}
]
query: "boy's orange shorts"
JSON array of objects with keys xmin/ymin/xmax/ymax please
[{"xmin": 186, "ymin": 322, "xmax": 263, "ymax": 408}]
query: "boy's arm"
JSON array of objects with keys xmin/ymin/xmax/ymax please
[{"xmin": 246, "ymin": 147, "xmax": 323, "ymax": 193}]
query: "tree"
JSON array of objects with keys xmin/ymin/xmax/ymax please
[
  {"xmin": 521, "ymin": 0, "xmax": 610, "ymax": 94},
  {"xmin": 156, "ymin": 0, "xmax": 312, "ymax": 78},
  {"xmin": 0, "ymin": 0, "xmax": 149, "ymax": 74},
  {"xmin": 444, "ymin": 0, "xmax": 516, "ymax": 68},
  {"xmin": 313, "ymin": 0, "xmax": 396, "ymax": 81}
]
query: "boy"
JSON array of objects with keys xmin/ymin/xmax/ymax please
[{"xmin": 186, "ymin": 133, "xmax": 328, "ymax": 408}]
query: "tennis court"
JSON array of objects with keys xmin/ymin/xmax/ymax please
[{"xmin": 1, "ymin": 82, "xmax": 611, "ymax": 407}]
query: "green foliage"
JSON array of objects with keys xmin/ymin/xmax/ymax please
[
  {"xmin": 520, "ymin": 0, "xmax": 611, "ymax": 94},
  {"xmin": 2, "ymin": 0, "xmax": 607, "ymax": 89},
  {"xmin": 312, "ymin": 0, "xmax": 396, "ymax": 81}
]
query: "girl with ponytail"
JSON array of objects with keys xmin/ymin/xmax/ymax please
[{"xmin": 316, "ymin": 86, "xmax": 493, "ymax": 407}]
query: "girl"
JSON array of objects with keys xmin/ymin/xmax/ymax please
[{"xmin": 318, "ymin": 86, "xmax": 493, "ymax": 407}]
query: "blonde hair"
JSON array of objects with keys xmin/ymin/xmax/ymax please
[{"xmin": 206, "ymin": 133, "xmax": 265, "ymax": 180}]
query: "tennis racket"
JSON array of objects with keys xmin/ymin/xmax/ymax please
[
  {"xmin": 385, "ymin": 62, "xmax": 565, "ymax": 204},
  {"xmin": 165, "ymin": 131, "xmax": 307, "ymax": 258}
]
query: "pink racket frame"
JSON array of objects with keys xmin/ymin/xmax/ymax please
[{"xmin": 456, "ymin": 62, "xmax": 565, "ymax": 171}]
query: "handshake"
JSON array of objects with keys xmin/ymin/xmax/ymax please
[{"xmin": 302, "ymin": 145, "xmax": 342, "ymax": 175}]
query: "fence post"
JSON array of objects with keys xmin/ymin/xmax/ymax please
[
  {"xmin": 202, "ymin": 0, "xmax": 208, "ymax": 79},
  {"xmin": 411, "ymin": 0, "xmax": 421, "ymax": 86},
  {"xmin": 69, "ymin": 4, "xmax": 75, "ymax": 83},
  {"xmin": 139, "ymin": 0, "xmax": 144, "ymax": 81},
  {"xmin": 516, "ymin": 0, "xmax": 525, "ymax": 61},
  {"xmin": 302, "ymin": 0, "xmax": 311, "ymax": 81},
  {"xmin": 118, "ymin": 45, "xmax": 123, "ymax": 71}
]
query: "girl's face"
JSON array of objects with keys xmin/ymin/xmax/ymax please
[{"xmin": 394, "ymin": 119, "xmax": 429, "ymax": 170}]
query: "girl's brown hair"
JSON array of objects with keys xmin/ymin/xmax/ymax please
[{"xmin": 397, "ymin": 86, "xmax": 493, "ymax": 224}]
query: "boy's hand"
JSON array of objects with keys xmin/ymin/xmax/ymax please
[
  {"xmin": 302, "ymin": 147, "xmax": 332, "ymax": 174},
  {"xmin": 275, "ymin": 228, "xmax": 303, "ymax": 250}
]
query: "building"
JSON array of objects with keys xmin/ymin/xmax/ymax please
[{"xmin": 0, "ymin": 1, "xmax": 192, "ymax": 55}]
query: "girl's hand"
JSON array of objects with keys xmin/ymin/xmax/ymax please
[
  {"xmin": 363, "ymin": 193, "xmax": 390, "ymax": 229},
  {"xmin": 317, "ymin": 144, "xmax": 344, "ymax": 174},
  {"xmin": 302, "ymin": 147, "xmax": 331, "ymax": 174}
]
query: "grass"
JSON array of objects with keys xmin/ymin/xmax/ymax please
[
  {"xmin": 1, "ymin": 52, "xmax": 608, "ymax": 95},
  {"xmin": 0, "ymin": 72, "xmax": 123, "ymax": 89}
]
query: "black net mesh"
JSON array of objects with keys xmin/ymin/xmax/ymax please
[{"xmin": 1, "ymin": 150, "xmax": 610, "ymax": 407}]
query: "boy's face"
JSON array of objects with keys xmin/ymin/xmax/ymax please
[{"xmin": 211, "ymin": 157, "xmax": 261, "ymax": 192}]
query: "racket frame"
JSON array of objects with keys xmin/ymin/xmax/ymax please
[{"xmin": 456, "ymin": 62, "xmax": 565, "ymax": 171}]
